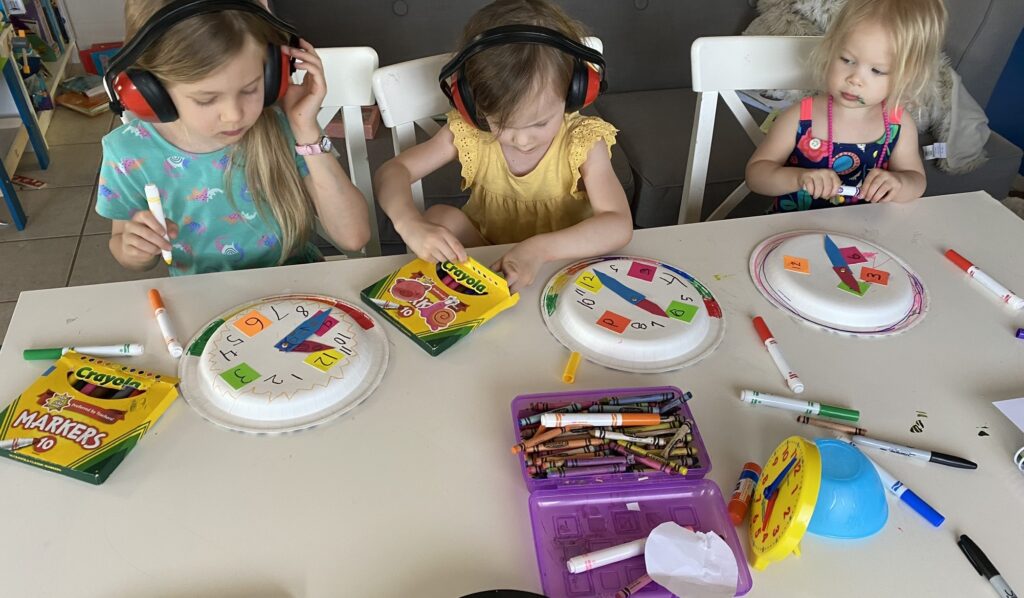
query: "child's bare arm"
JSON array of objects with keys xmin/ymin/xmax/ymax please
[
  {"xmin": 861, "ymin": 114, "xmax": 926, "ymax": 203},
  {"xmin": 493, "ymin": 140, "xmax": 632, "ymax": 293},
  {"xmin": 746, "ymin": 104, "xmax": 839, "ymax": 199},
  {"xmin": 374, "ymin": 125, "xmax": 465, "ymax": 263},
  {"xmin": 302, "ymin": 148, "xmax": 371, "ymax": 252}
]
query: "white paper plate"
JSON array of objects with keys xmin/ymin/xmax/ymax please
[
  {"xmin": 178, "ymin": 294, "xmax": 388, "ymax": 434},
  {"xmin": 541, "ymin": 256, "xmax": 726, "ymax": 372},
  {"xmin": 750, "ymin": 231, "xmax": 928, "ymax": 336}
]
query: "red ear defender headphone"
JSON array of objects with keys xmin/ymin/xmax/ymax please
[
  {"xmin": 104, "ymin": 0, "xmax": 299, "ymax": 123},
  {"xmin": 439, "ymin": 24, "xmax": 607, "ymax": 130}
]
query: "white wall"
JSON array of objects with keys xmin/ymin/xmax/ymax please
[{"xmin": 62, "ymin": 0, "xmax": 125, "ymax": 50}]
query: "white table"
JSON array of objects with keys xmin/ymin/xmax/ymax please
[{"xmin": 2, "ymin": 192, "xmax": 1022, "ymax": 598}]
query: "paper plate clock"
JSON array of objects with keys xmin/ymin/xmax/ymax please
[
  {"xmin": 178, "ymin": 294, "xmax": 388, "ymax": 434},
  {"xmin": 749, "ymin": 435, "xmax": 822, "ymax": 570},
  {"xmin": 540, "ymin": 256, "xmax": 726, "ymax": 372},
  {"xmin": 750, "ymin": 231, "xmax": 928, "ymax": 336}
]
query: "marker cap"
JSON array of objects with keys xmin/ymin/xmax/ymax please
[
  {"xmin": 23, "ymin": 348, "xmax": 63, "ymax": 360},
  {"xmin": 752, "ymin": 316, "xmax": 773, "ymax": 343},
  {"xmin": 943, "ymin": 249, "xmax": 972, "ymax": 272},
  {"xmin": 901, "ymin": 489, "xmax": 944, "ymax": 527}
]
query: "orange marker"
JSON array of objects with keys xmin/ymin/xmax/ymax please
[
  {"xmin": 148, "ymin": 289, "xmax": 183, "ymax": 358},
  {"xmin": 728, "ymin": 462, "xmax": 762, "ymax": 525}
]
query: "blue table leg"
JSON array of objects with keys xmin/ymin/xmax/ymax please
[{"xmin": 0, "ymin": 164, "xmax": 26, "ymax": 230}]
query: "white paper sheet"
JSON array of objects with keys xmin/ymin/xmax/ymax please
[
  {"xmin": 993, "ymin": 398, "xmax": 1024, "ymax": 433},
  {"xmin": 644, "ymin": 522, "xmax": 738, "ymax": 598}
]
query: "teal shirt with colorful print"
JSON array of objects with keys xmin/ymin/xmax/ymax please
[{"xmin": 96, "ymin": 108, "xmax": 320, "ymax": 276}]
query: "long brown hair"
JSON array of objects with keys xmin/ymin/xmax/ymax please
[
  {"xmin": 125, "ymin": 0, "xmax": 313, "ymax": 263},
  {"xmin": 809, "ymin": 0, "xmax": 947, "ymax": 109},
  {"xmin": 458, "ymin": 0, "xmax": 590, "ymax": 130}
]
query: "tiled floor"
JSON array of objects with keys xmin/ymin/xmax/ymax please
[
  {"xmin": 1, "ymin": 106, "xmax": 1023, "ymax": 347},
  {"xmin": 0, "ymin": 107, "xmax": 151, "ymax": 344}
]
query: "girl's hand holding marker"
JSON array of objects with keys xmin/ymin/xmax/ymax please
[{"xmin": 117, "ymin": 184, "xmax": 178, "ymax": 270}]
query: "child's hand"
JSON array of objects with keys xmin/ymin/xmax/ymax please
[
  {"xmin": 281, "ymin": 39, "xmax": 327, "ymax": 144},
  {"xmin": 797, "ymin": 169, "xmax": 842, "ymax": 199},
  {"xmin": 860, "ymin": 169, "xmax": 902, "ymax": 202},
  {"xmin": 120, "ymin": 211, "xmax": 178, "ymax": 265},
  {"xmin": 492, "ymin": 240, "xmax": 545, "ymax": 295},
  {"xmin": 398, "ymin": 218, "xmax": 468, "ymax": 264}
]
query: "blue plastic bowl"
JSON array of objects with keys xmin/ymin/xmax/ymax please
[{"xmin": 807, "ymin": 439, "xmax": 887, "ymax": 539}]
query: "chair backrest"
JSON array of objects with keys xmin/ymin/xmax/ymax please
[
  {"xmin": 679, "ymin": 36, "xmax": 820, "ymax": 224},
  {"xmin": 372, "ymin": 53, "xmax": 452, "ymax": 212},
  {"xmin": 301, "ymin": 46, "xmax": 382, "ymax": 257},
  {"xmin": 371, "ymin": 37, "xmax": 603, "ymax": 212}
]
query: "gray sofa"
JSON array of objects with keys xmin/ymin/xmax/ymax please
[{"xmin": 276, "ymin": 0, "xmax": 1024, "ymax": 250}]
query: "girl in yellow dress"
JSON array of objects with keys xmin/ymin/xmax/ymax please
[{"xmin": 375, "ymin": 0, "xmax": 632, "ymax": 293}]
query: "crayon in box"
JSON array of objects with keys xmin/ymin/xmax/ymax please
[
  {"xmin": 360, "ymin": 257, "xmax": 519, "ymax": 356},
  {"xmin": 0, "ymin": 352, "xmax": 178, "ymax": 484}
]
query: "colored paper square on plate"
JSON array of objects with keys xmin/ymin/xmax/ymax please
[
  {"xmin": 233, "ymin": 310, "xmax": 271, "ymax": 337},
  {"xmin": 305, "ymin": 349, "xmax": 344, "ymax": 372},
  {"xmin": 627, "ymin": 261, "xmax": 657, "ymax": 282},
  {"xmin": 839, "ymin": 246, "xmax": 868, "ymax": 264},
  {"xmin": 314, "ymin": 314, "xmax": 340, "ymax": 336},
  {"xmin": 838, "ymin": 280, "xmax": 871, "ymax": 296},
  {"xmin": 219, "ymin": 362, "xmax": 261, "ymax": 390},
  {"xmin": 575, "ymin": 271, "xmax": 603, "ymax": 293},
  {"xmin": 596, "ymin": 310, "xmax": 630, "ymax": 334},
  {"xmin": 667, "ymin": 300, "xmax": 699, "ymax": 323},
  {"xmin": 783, "ymin": 255, "xmax": 810, "ymax": 274},
  {"xmin": 860, "ymin": 267, "xmax": 890, "ymax": 286}
]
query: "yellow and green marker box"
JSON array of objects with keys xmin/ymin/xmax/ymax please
[{"xmin": 0, "ymin": 352, "xmax": 179, "ymax": 484}]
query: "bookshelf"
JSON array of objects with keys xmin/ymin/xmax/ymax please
[{"xmin": 0, "ymin": 0, "xmax": 76, "ymax": 230}]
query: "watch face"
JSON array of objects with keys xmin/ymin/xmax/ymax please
[
  {"xmin": 749, "ymin": 436, "xmax": 821, "ymax": 569},
  {"xmin": 540, "ymin": 255, "xmax": 725, "ymax": 372},
  {"xmin": 319, "ymin": 136, "xmax": 333, "ymax": 152}
]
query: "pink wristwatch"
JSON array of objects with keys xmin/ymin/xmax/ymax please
[{"xmin": 295, "ymin": 135, "xmax": 332, "ymax": 156}]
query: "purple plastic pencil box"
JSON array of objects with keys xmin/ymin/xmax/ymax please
[{"xmin": 511, "ymin": 386, "xmax": 753, "ymax": 598}]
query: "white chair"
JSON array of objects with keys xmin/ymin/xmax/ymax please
[
  {"xmin": 371, "ymin": 37, "xmax": 603, "ymax": 213},
  {"xmin": 297, "ymin": 46, "xmax": 382, "ymax": 257},
  {"xmin": 678, "ymin": 36, "xmax": 819, "ymax": 224},
  {"xmin": 371, "ymin": 54, "xmax": 453, "ymax": 213}
]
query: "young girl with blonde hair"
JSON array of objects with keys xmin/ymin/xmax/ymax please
[
  {"xmin": 746, "ymin": 0, "xmax": 947, "ymax": 212},
  {"xmin": 375, "ymin": 0, "xmax": 632, "ymax": 292},
  {"xmin": 97, "ymin": 0, "xmax": 369, "ymax": 275}
]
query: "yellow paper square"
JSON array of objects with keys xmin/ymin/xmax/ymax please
[
  {"xmin": 304, "ymin": 349, "xmax": 344, "ymax": 372},
  {"xmin": 575, "ymin": 271, "xmax": 603, "ymax": 293}
]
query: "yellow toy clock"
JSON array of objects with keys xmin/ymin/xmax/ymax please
[{"xmin": 749, "ymin": 436, "xmax": 822, "ymax": 570}]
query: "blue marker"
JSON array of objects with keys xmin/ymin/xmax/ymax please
[{"xmin": 863, "ymin": 452, "xmax": 945, "ymax": 527}]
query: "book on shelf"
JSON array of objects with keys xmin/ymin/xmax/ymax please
[{"xmin": 55, "ymin": 92, "xmax": 109, "ymax": 116}]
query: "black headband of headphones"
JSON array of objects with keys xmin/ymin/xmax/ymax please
[
  {"xmin": 438, "ymin": 24, "xmax": 605, "ymax": 84},
  {"xmin": 105, "ymin": 0, "xmax": 299, "ymax": 91}
]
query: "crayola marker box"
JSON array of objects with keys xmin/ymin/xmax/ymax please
[{"xmin": 0, "ymin": 351, "xmax": 179, "ymax": 484}]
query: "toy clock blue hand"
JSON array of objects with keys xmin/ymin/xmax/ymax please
[{"xmin": 763, "ymin": 457, "xmax": 798, "ymax": 501}]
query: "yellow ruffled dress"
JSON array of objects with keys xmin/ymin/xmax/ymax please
[{"xmin": 446, "ymin": 109, "xmax": 618, "ymax": 244}]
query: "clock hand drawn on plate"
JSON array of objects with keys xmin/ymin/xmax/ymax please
[
  {"xmin": 823, "ymin": 234, "xmax": 861, "ymax": 291},
  {"xmin": 593, "ymin": 270, "xmax": 669, "ymax": 317}
]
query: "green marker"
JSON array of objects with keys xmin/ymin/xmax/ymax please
[
  {"xmin": 23, "ymin": 344, "xmax": 145, "ymax": 361},
  {"xmin": 740, "ymin": 389, "xmax": 860, "ymax": 422}
]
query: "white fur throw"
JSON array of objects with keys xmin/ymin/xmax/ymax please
[{"xmin": 743, "ymin": 0, "xmax": 989, "ymax": 173}]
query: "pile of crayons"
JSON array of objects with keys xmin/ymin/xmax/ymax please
[{"xmin": 512, "ymin": 391, "xmax": 703, "ymax": 479}]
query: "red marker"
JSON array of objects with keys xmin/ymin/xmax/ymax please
[
  {"xmin": 945, "ymin": 249, "xmax": 1024, "ymax": 310},
  {"xmin": 752, "ymin": 316, "xmax": 804, "ymax": 393}
]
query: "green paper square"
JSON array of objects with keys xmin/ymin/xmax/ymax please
[
  {"xmin": 219, "ymin": 362, "xmax": 261, "ymax": 390},
  {"xmin": 667, "ymin": 300, "xmax": 698, "ymax": 323},
  {"xmin": 838, "ymin": 280, "xmax": 871, "ymax": 296}
]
